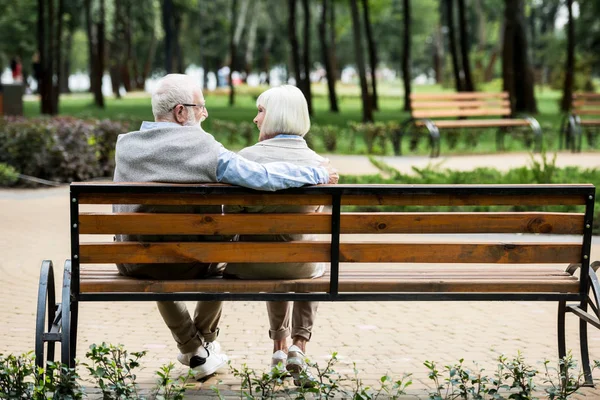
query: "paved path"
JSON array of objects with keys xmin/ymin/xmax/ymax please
[{"xmin": 1, "ymin": 152, "xmax": 600, "ymax": 398}]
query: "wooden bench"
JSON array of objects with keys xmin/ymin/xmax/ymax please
[
  {"xmin": 561, "ymin": 93, "xmax": 600, "ymax": 152},
  {"xmin": 35, "ymin": 182, "xmax": 598, "ymax": 384},
  {"xmin": 397, "ymin": 92, "xmax": 542, "ymax": 157}
]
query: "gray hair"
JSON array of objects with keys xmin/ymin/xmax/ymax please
[
  {"xmin": 256, "ymin": 85, "xmax": 310, "ymax": 137},
  {"xmin": 151, "ymin": 74, "xmax": 202, "ymax": 120}
]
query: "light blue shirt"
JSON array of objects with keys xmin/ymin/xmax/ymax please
[{"xmin": 139, "ymin": 122, "xmax": 328, "ymax": 190}]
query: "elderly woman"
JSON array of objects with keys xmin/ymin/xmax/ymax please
[{"xmin": 224, "ymin": 85, "xmax": 328, "ymax": 386}]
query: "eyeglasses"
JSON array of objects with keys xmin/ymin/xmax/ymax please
[{"xmin": 169, "ymin": 103, "xmax": 206, "ymax": 112}]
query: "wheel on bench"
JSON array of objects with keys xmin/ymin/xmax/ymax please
[
  {"xmin": 35, "ymin": 260, "xmax": 58, "ymax": 368},
  {"xmin": 558, "ymin": 261, "xmax": 600, "ymax": 386},
  {"xmin": 61, "ymin": 260, "xmax": 78, "ymax": 368}
]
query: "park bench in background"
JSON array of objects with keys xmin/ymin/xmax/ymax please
[
  {"xmin": 397, "ymin": 92, "xmax": 542, "ymax": 157},
  {"xmin": 561, "ymin": 93, "xmax": 600, "ymax": 152},
  {"xmin": 35, "ymin": 182, "xmax": 598, "ymax": 384}
]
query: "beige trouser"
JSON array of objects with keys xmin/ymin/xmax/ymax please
[
  {"xmin": 266, "ymin": 301, "xmax": 319, "ymax": 341},
  {"xmin": 225, "ymin": 261, "xmax": 321, "ymax": 342},
  {"xmin": 119, "ymin": 261, "xmax": 224, "ymax": 354}
]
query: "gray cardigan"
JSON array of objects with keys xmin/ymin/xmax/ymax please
[{"xmin": 224, "ymin": 136, "xmax": 327, "ymax": 280}]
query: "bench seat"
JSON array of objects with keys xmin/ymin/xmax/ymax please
[
  {"xmin": 415, "ymin": 119, "xmax": 531, "ymax": 129},
  {"xmin": 80, "ymin": 266, "xmax": 580, "ymax": 294}
]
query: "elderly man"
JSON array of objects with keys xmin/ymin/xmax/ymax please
[{"xmin": 113, "ymin": 74, "xmax": 338, "ymax": 379}]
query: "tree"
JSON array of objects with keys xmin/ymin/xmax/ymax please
[
  {"xmin": 502, "ymin": 0, "xmax": 537, "ymax": 114},
  {"xmin": 445, "ymin": 0, "xmax": 464, "ymax": 92},
  {"xmin": 361, "ymin": 0, "xmax": 379, "ymax": 110},
  {"xmin": 402, "ymin": 0, "xmax": 411, "ymax": 112},
  {"xmin": 560, "ymin": 0, "xmax": 574, "ymax": 112},
  {"xmin": 318, "ymin": 0, "xmax": 339, "ymax": 112},
  {"xmin": 457, "ymin": 0, "xmax": 474, "ymax": 91},
  {"xmin": 288, "ymin": 0, "xmax": 302, "ymax": 90},
  {"xmin": 84, "ymin": 0, "xmax": 105, "ymax": 108},
  {"xmin": 162, "ymin": 0, "xmax": 183, "ymax": 73},
  {"xmin": 300, "ymin": 0, "xmax": 313, "ymax": 115},
  {"xmin": 349, "ymin": 0, "xmax": 373, "ymax": 122},
  {"xmin": 38, "ymin": 0, "xmax": 65, "ymax": 114}
]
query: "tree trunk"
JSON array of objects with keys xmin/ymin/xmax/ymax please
[
  {"xmin": 173, "ymin": 7, "xmax": 183, "ymax": 73},
  {"xmin": 84, "ymin": 0, "xmax": 96, "ymax": 95},
  {"xmin": 243, "ymin": 1, "xmax": 259, "ymax": 82},
  {"xmin": 301, "ymin": 0, "xmax": 313, "ymax": 115},
  {"xmin": 361, "ymin": 0, "xmax": 378, "ymax": 110},
  {"xmin": 560, "ymin": 0, "xmax": 574, "ymax": 112},
  {"xmin": 229, "ymin": 0, "xmax": 237, "ymax": 106},
  {"xmin": 288, "ymin": 0, "xmax": 302, "ymax": 88},
  {"xmin": 38, "ymin": 0, "xmax": 50, "ymax": 114},
  {"xmin": 60, "ymin": 26, "xmax": 73, "ymax": 93},
  {"xmin": 329, "ymin": 1, "xmax": 339, "ymax": 80},
  {"xmin": 445, "ymin": 0, "xmax": 464, "ymax": 92},
  {"xmin": 502, "ymin": 0, "xmax": 537, "ymax": 114},
  {"xmin": 433, "ymin": 24, "xmax": 444, "ymax": 84},
  {"xmin": 349, "ymin": 0, "xmax": 373, "ymax": 122},
  {"xmin": 457, "ymin": 0, "xmax": 475, "ymax": 91},
  {"xmin": 110, "ymin": 0, "xmax": 124, "ymax": 98},
  {"xmin": 95, "ymin": 0, "xmax": 105, "ymax": 107},
  {"xmin": 262, "ymin": 28, "xmax": 273, "ymax": 85},
  {"xmin": 51, "ymin": 0, "xmax": 64, "ymax": 114},
  {"xmin": 162, "ymin": 0, "xmax": 174, "ymax": 73},
  {"xmin": 402, "ymin": 0, "xmax": 411, "ymax": 112},
  {"xmin": 319, "ymin": 0, "xmax": 339, "ymax": 112}
]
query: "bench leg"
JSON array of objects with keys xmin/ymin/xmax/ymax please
[
  {"xmin": 35, "ymin": 260, "xmax": 58, "ymax": 368},
  {"xmin": 60, "ymin": 260, "xmax": 77, "ymax": 368},
  {"xmin": 580, "ymin": 309, "xmax": 594, "ymax": 386}
]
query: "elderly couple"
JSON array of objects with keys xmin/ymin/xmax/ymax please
[{"xmin": 113, "ymin": 74, "xmax": 337, "ymax": 385}]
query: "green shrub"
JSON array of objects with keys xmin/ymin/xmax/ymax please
[
  {"xmin": 0, "ymin": 117, "xmax": 130, "ymax": 186},
  {"xmin": 0, "ymin": 163, "xmax": 18, "ymax": 186}
]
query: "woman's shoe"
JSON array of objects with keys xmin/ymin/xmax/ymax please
[
  {"xmin": 286, "ymin": 345, "xmax": 317, "ymax": 388},
  {"xmin": 271, "ymin": 350, "xmax": 288, "ymax": 373}
]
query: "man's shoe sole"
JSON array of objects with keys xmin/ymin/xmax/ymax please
[{"xmin": 192, "ymin": 357, "xmax": 228, "ymax": 380}]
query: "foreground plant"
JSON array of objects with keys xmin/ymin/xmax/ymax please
[{"xmin": 82, "ymin": 342, "xmax": 147, "ymax": 399}]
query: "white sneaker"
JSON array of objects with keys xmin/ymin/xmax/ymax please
[
  {"xmin": 205, "ymin": 341, "xmax": 222, "ymax": 354},
  {"xmin": 177, "ymin": 341, "xmax": 222, "ymax": 366},
  {"xmin": 286, "ymin": 345, "xmax": 317, "ymax": 388},
  {"xmin": 271, "ymin": 350, "xmax": 288, "ymax": 373},
  {"xmin": 177, "ymin": 348, "xmax": 228, "ymax": 380}
]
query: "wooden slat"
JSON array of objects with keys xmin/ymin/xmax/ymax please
[
  {"xmin": 573, "ymin": 110, "xmax": 600, "ymax": 116},
  {"xmin": 412, "ymin": 108, "xmax": 511, "ymax": 118},
  {"xmin": 79, "ymin": 192, "xmax": 332, "ymax": 206},
  {"xmin": 411, "ymin": 100, "xmax": 510, "ymax": 109},
  {"xmin": 579, "ymin": 119, "xmax": 600, "ymax": 126},
  {"xmin": 573, "ymin": 93, "xmax": 600, "ymax": 100},
  {"xmin": 432, "ymin": 119, "xmax": 530, "ymax": 128},
  {"xmin": 572, "ymin": 100, "xmax": 600, "ymax": 108},
  {"xmin": 79, "ymin": 241, "xmax": 582, "ymax": 264},
  {"xmin": 411, "ymin": 92, "xmax": 508, "ymax": 100},
  {"xmin": 79, "ymin": 268, "xmax": 579, "ymax": 294},
  {"xmin": 79, "ymin": 212, "xmax": 584, "ymax": 235},
  {"xmin": 341, "ymin": 194, "xmax": 586, "ymax": 206}
]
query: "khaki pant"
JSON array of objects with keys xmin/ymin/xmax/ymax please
[
  {"xmin": 119, "ymin": 261, "xmax": 224, "ymax": 354},
  {"xmin": 266, "ymin": 301, "xmax": 319, "ymax": 341},
  {"xmin": 225, "ymin": 262, "xmax": 321, "ymax": 342}
]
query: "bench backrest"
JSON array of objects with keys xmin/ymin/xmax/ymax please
[
  {"xmin": 70, "ymin": 183, "xmax": 595, "ymax": 300},
  {"xmin": 572, "ymin": 93, "xmax": 600, "ymax": 117},
  {"xmin": 410, "ymin": 92, "xmax": 511, "ymax": 119}
]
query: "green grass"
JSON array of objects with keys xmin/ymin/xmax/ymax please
[{"xmin": 22, "ymin": 83, "xmax": 594, "ymax": 155}]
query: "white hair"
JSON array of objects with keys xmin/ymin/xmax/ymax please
[
  {"xmin": 256, "ymin": 85, "xmax": 310, "ymax": 137},
  {"xmin": 151, "ymin": 74, "xmax": 202, "ymax": 120}
]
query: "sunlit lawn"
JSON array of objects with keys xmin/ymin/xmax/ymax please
[{"xmin": 22, "ymin": 82, "xmax": 575, "ymax": 155}]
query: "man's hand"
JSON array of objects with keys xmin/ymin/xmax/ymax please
[{"xmin": 321, "ymin": 159, "xmax": 339, "ymax": 184}]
